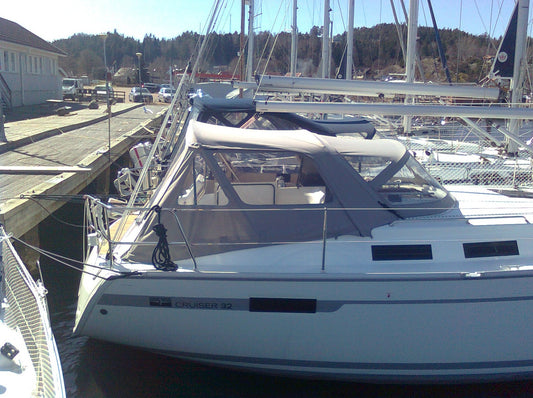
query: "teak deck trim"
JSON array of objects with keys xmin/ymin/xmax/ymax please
[{"xmin": 0, "ymin": 166, "xmax": 92, "ymax": 174}]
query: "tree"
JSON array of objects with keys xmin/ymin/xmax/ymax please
[
  {"xmin": 78, "ymin": 49, "xmax": 102, "ymax": 77},
  {"xmin": 53, "ymin": 25, "xmax": 500, "ymax": 83}
]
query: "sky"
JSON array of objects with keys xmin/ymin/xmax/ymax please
[{"xmin": 1, "ymin": 0, "xmax": 524, "ymax": 43}]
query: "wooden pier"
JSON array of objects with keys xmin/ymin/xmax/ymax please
[{"xmin": 0, "ymin": 102, "xmax": 166, "ymax": 240}]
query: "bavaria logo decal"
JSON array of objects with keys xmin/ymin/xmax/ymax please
[{"xmin": 497, "ymin": 52, "xmax": 509, "ymax": 63}]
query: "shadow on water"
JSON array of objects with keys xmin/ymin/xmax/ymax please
[{"xmin": 36, "ymin": 201, "xmax": 533, "ymax": 397}]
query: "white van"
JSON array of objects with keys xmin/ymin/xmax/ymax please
[{"xmin": 62, "ymin": 78, "xmax": 84, "ymax": 100}]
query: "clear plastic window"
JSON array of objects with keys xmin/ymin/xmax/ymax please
[
  {"xmin": 343, "ymin": 155, "xmax": 392, "ymax": 182},
  {"xmin": 344, "ymin": 154, "xmax": 447, "ymax": 205},
  {"xmin": 177, "ymin": 153, "xmax": 225, "ymax": 206},
  {"xmin": 239, "ymin": 115, "xmax": 276, "ymax": 129},
  {"xmin": 212, "ymin": 151, "xmax": 328, "ymax": 205},
  {"xmin": 205, "ymin": 115, "xmax": 225, "ymax": 126},
  {"xmin": 177, "ymin": 150, "xmax": 330, "ymax": 206},
  {"xmin": 376, "ymin": 157, "xmax": 448, "ymax": 204},
  {"xmin": 221, "ymin": 112, "xmax": 250, "ymax": 126}
]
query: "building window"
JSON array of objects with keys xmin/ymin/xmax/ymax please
[
  {"xmin": 46, "ymin": 58, "xmax": 52, "ymax": 74},
  {"xmin": 3, "ymin": 52, "xmax": 8, "ymax": 72},
  {"xmin": 20, "ymin": 54, "xmax": 26, "ymax": 73},
  {"xmin": 10, "ymin": 52, "xmax": 16, "ymax": 72}
]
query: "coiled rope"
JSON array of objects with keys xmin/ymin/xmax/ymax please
[{"xmin": 151, "ymin": 205, "xmax": 178, "ymax": 271}]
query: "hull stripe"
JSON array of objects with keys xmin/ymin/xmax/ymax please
[{"xmin": 97, "ymin": 293, "xmax": 533, "ymax": 312}]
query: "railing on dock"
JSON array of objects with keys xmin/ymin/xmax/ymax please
[{"xmin": 76, "ymin": 88, "xmax": 126, "ymax": 103}]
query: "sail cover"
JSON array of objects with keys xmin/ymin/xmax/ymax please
[{"xmin": 491, "ymin": 2, "xmax": 518, "ymax": 78}]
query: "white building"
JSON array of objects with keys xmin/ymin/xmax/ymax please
[{"xmin": 0, "ymin": 17, "xmax": 66, "ymax": 109}]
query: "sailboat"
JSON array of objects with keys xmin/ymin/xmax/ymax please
[
  {"xmin": 71, "ymin": 0, "xmax": 533, "ymax": 383},
  {"xmin": 0, "ymin": 226, "xmax": 65, "ymax": 397},
  {"xmin": 74, "ymin": 111, "xmax": 533, "ymax": 382}
]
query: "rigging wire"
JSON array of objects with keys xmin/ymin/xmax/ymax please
[
  {"xmin": 335, "ymin": 0, "xmax": 347, "ymax": 31},
  {"xmin": 254, "ymin": 1, "xmax": 286, "ymax": 91},
  {"xmin": 474, "ymin": 0, "xmax": 491, "ymax": 37},
  {"xmin": 476, "ymin": 0, "xmax": 505, "ymax": 55},
  {"xmin": 18, "ymin": 195, "xmax": 87, "ymax": 228},
  {"xmin": 7, "ymin": 234, "xmax": 129, "ymax": 280},
  {"xmin": 360, "ymin": 0, "xmax": 368, "ymax": 27},
  {"xmin": 377, "ymin": 0, "xmax": 383, "ymax": 75},
  {"xmin": 481, "ymin": 0, "xmax": 506, "ymax": 82},
  {"xmin": 255, "ymin": 32, "xmax": 283, "ymax": 95},
  {"xmin": 194, "ymin": 0, "xmax": 227, "ymax": 78},
  {"xmin": 418, "ymin": 1, "xmax": 441, "ymax": 81},
  {"xmin": 456, "ymin": 0, "xmax": 463, "ymax": 83},
  {"xmin": 257, "ymin": 0, "xmax": 288, "ymax": 75}
]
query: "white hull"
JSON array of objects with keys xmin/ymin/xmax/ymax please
[
  {"xmin": 75, "ymin": 119, "xmax": 533, "ymax": 383},
  {"xmin": 76, "ymin": 264, "xmax": 533, "ymax": 382}
]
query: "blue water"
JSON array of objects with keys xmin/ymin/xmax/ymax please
[{"xmin": 39, "ymin": 202, "xmax": 533, "ymax": 397}]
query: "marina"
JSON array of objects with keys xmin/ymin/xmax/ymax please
[{"xmin": 4, "ymin": 0, "xmax": 533, "ymax": 395}]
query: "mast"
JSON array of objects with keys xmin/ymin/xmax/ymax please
[
  {"xmin": 246, "ymin": 0, "xmax": 255, "ymax": 82},
  {"xmin": 239, "ymin": 0, "xmax": 245, "ymax": 94},
  {"xmin": 399, "ymin": 0, "xmax": 425, "ymax": 81},
  {"xmin": 321, "ymin": 0, "xmax": 330, "ymax": 79},
  {"xmin": 427, "ymin": 0, "xmax": 452, "ymax": 84},
  {"xmin": 507, "ymin": 0, "xmax": 529, "ymax": 154},
  {"xmin": 290, "ymin": 0, "xmax": 298, "ymax": 76},
  {"xmin": 403, "ymin": 0, "xmax": 418, "ymax": 133},
  {"xmin": 346, "ymin": 0, "xmax": 354, "ymax": 80}
]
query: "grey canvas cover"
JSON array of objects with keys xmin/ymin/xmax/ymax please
[{"xmin": 123, "ymin": 121, "xmax": 454, "ymax": 265}]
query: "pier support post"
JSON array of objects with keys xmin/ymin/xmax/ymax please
[{"xmin": 95, "ymin": 168, "xmax": 111, "ymax": 196}]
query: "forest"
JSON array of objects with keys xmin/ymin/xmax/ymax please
[{"xmin": 52, "ymin": 24, "xmax": 502, "ymax": 84}]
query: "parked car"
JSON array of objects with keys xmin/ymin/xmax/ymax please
[
  {"xmin": 93, "ymin": 85, "xmax": 114, "ymax": 100},
  {"xmin": 142, "ymin": 83, "xmax": 160, "ymax": 93},
  {"xmin": 157, "ymin": 87, "xmax": 176, "ymax": 103},
  {"xmin": 129, "ymin": 87, "xmax": 153, "ymax": 103}
]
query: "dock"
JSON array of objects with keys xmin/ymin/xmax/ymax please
[{"xmin": 0, "ymin": 102, "xmax": 166, "ymax": 240}]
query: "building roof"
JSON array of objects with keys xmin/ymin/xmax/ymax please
[{"xmin": 0, "ymin": 17, "xmax": 66, "ymax": 56}]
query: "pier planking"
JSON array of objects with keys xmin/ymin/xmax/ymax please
[{"xmin": 0, "ymin": 104, "xmax": 166, "ymax": 238}]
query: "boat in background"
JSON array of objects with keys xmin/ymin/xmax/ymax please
[
  {"xmin": 0, "ymin": 226, "xmax": 65, "ymax": 397},
  {"xmin": 238, "ymin": 0, "xmax": 533, "ymax": 191}
]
